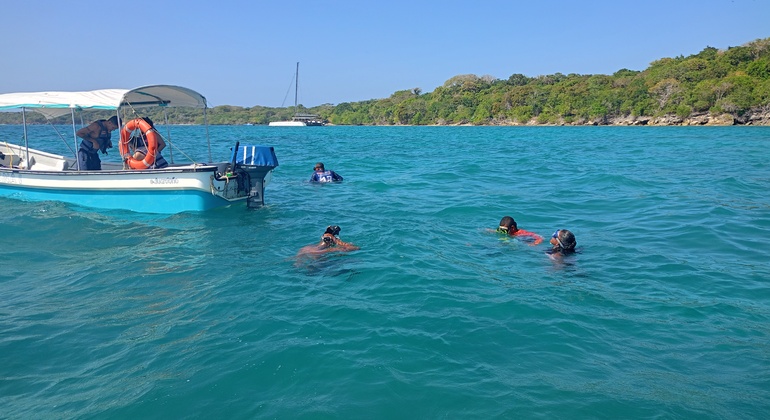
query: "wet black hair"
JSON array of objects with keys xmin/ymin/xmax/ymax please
[
  {"xmin": 499, "ymin": 216, "xmax": 517, "ymax": 231},
  {"xmin": 557, "ymin": 229, "xmax": 577, "ymax": 253},
  {"xmin": 325, "ymin": 225, "xmax": 341, "ymax": 236}
]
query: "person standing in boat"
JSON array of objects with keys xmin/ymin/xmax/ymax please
[
  {"xmin": 310, "ymin": 162, "xmax": 343, "ymax": 183},
  {"xmin": 75, "ymin": 115, "xmax": 119, "ymax": 170}
]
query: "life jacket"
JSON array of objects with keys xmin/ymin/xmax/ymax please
[
  {"xmin": 96, "ymin": 120, "xmax": 111, "ymax": 143},
  {"xmin": 318, "ymin": 170, "xmax": 334, "ymax": 182},
  {"xmin": 79, "ymin": 120, "xmax": 112, "ymax": 154},
  {"xmin": 313, "ymin": 169, "xmax": 341, "ymax": 182}
]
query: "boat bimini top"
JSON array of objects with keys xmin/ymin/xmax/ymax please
[{"xmin": 0, "ymin": 85, "xmax": 208, "ymax": 119}]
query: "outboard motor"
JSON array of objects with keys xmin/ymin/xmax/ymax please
[{"xmin": 230, "ymin": 144, "xmax": 279, "ymax": 208}]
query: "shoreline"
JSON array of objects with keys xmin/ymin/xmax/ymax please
[{"xmin": 433, "ymin": 110, "xmax": 770, "ymax": 127}]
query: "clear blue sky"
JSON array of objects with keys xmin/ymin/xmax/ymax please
[{"xmin": 1, "ymin": 0, "xmax": 768, "ymax": 108}]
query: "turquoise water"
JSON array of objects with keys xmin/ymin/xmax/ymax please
[{"xmin": 1, "ymin": 125, "xmax": 769, "ymax": 418}]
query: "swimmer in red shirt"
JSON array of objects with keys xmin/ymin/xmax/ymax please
[{"xmin": 495, "ymin": 216, "xmax": 543, "ymax": 245}]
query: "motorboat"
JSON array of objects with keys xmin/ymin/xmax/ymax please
[{"xmin": 0, "ymin": 85, "xmax": 279, "ymax": 214}]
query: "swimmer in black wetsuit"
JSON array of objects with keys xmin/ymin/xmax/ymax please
[{"xmin": 310, "ymin": 162, "xmax": 343, "ymax": 183}]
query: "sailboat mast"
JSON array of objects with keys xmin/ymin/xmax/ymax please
[{"xmin": 294, "ymin": 62, "xmax": 299, "ymax": 115}]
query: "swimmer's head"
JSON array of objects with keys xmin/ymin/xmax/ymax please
[
  {"xmin": 551, "ymin": 229, "xmax": 576, "ymax": 253},
  {"xmin": 497, "ymin": 216, "xmax": 517, "ymax": 233},
  {"xmin": 314, "ymin": 162, "xmax": 325, "ymax": 171},
  {"xmin": 320, "ymin": 229, "xmax": 339, "ymax": 248},
  {"xmin": 321, "ymin": 225, "xmax": 341, "ymax": 247}
]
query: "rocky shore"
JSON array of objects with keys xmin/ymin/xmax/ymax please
[
  {"xmin": 488, "ymin": 107, "xmax": 770, "ymax": 126},
  {"xmin": 599, "ymin": 108, "xmax": 770, "ymax": 126}
]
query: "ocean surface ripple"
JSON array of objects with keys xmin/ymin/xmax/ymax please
[{"xmin": 1, "ymin": 126, "xmax": 769, "ymax": 419}]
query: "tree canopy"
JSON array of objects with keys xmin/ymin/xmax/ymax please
[{"xmin": 3, "ymin": 38, "xmax": 769, "ymax": 126}]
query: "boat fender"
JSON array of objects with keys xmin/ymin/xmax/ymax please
[{"xmin": 119, "ymin": 118, "xmax": 159, "ymax": 169}]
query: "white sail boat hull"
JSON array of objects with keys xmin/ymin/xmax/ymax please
[
  {"xmin": 268, "ymin": 120, "xmax": 307, "ymax": 127},
  {"xmin": 269, "ymin": 62, "xmax": 325, "ymax": 127}
]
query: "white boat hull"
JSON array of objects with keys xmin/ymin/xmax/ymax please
[
  {"xmin": 0, "ymin": 144, "xmax": 276, "ymax": 214},
  {"xmin": 268, "ymin": 120, "xmax": 307, "ymax": 126},
  {"xmin": 0, "ymin": 84, "xmax": 279, "ymax": 214}
]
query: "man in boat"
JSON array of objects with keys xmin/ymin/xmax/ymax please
[
  {"xmin": 75, "ymin": 115, "xmax": 119, "ymax": 170},
  {"xmin": 310, "ymin": 162, "xmax": 343, "ymax": 183}
]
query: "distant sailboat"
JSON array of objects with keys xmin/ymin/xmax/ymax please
[{"xmin": 269, "ymin": 62, "xmax": 325, "ymax": 127}]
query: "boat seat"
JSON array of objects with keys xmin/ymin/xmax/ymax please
[
  {"xmin": 15, "ymin": 155, "xmax": 68, "ymax": 171},
  {"xmin": 30, "ymin": 159, "xmax": 68, "ymax": 171},
  {"xmin": 0, "ymin": 153, "xmax": 21, "ymax": 168}
]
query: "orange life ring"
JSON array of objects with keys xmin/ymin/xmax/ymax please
[{"xmin": 119, "ymin": 118, "xmax": 158, "ymax": 169}]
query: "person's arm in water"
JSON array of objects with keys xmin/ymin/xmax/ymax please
[
  {"xmin": 296, "ymin": 237, "xmax": 358, "ymax": 259},
  {"xmin": 333, "ymin": 237, "xmax": 358, "ymax": 251},
  {"xmin": 514, "ymin": 229, "xmax": 543, "ymax": 245}
]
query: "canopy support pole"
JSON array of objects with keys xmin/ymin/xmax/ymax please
[
  {"xmin": 22, "ymin": 108, "xmax": 30, "ymax": 168},
  {"xmin": 163, "ymin": 110, "xmax": 174, "ymax": 163},
  {"xmin": 71, "ymin": 109, "xmax": 81, "ymax": 171},
  {"xmin": 204, "ymin": 107, "xmax": 212, "ymax": 163}
]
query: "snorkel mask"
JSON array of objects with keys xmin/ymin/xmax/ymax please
[
  {"xmin": 552, "ymin": 230, "xmax": 566, "ymax": 249},
  {"xmin": 322, "ymin": 225, "xmax": 341, "ymax": 246}
]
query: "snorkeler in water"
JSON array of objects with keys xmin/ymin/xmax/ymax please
[
  {"xmin": 310, "ymin": 162, "xmax": 343, "ymax": 183},
  {"xmin": 547, "ymin": 229, "xmax": 577, "ymax": 257},
  {"xmin": 296, "ymin": 225, "xmax": 359, "ymax": 258},
  {"xmin": 495, "ymin": 216, "xmax": 543, "ymax": 245}
]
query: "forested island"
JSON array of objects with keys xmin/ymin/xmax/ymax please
[{"xmin": 3, "ymin": 37, "xmax": 769, "ymax": 126}]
